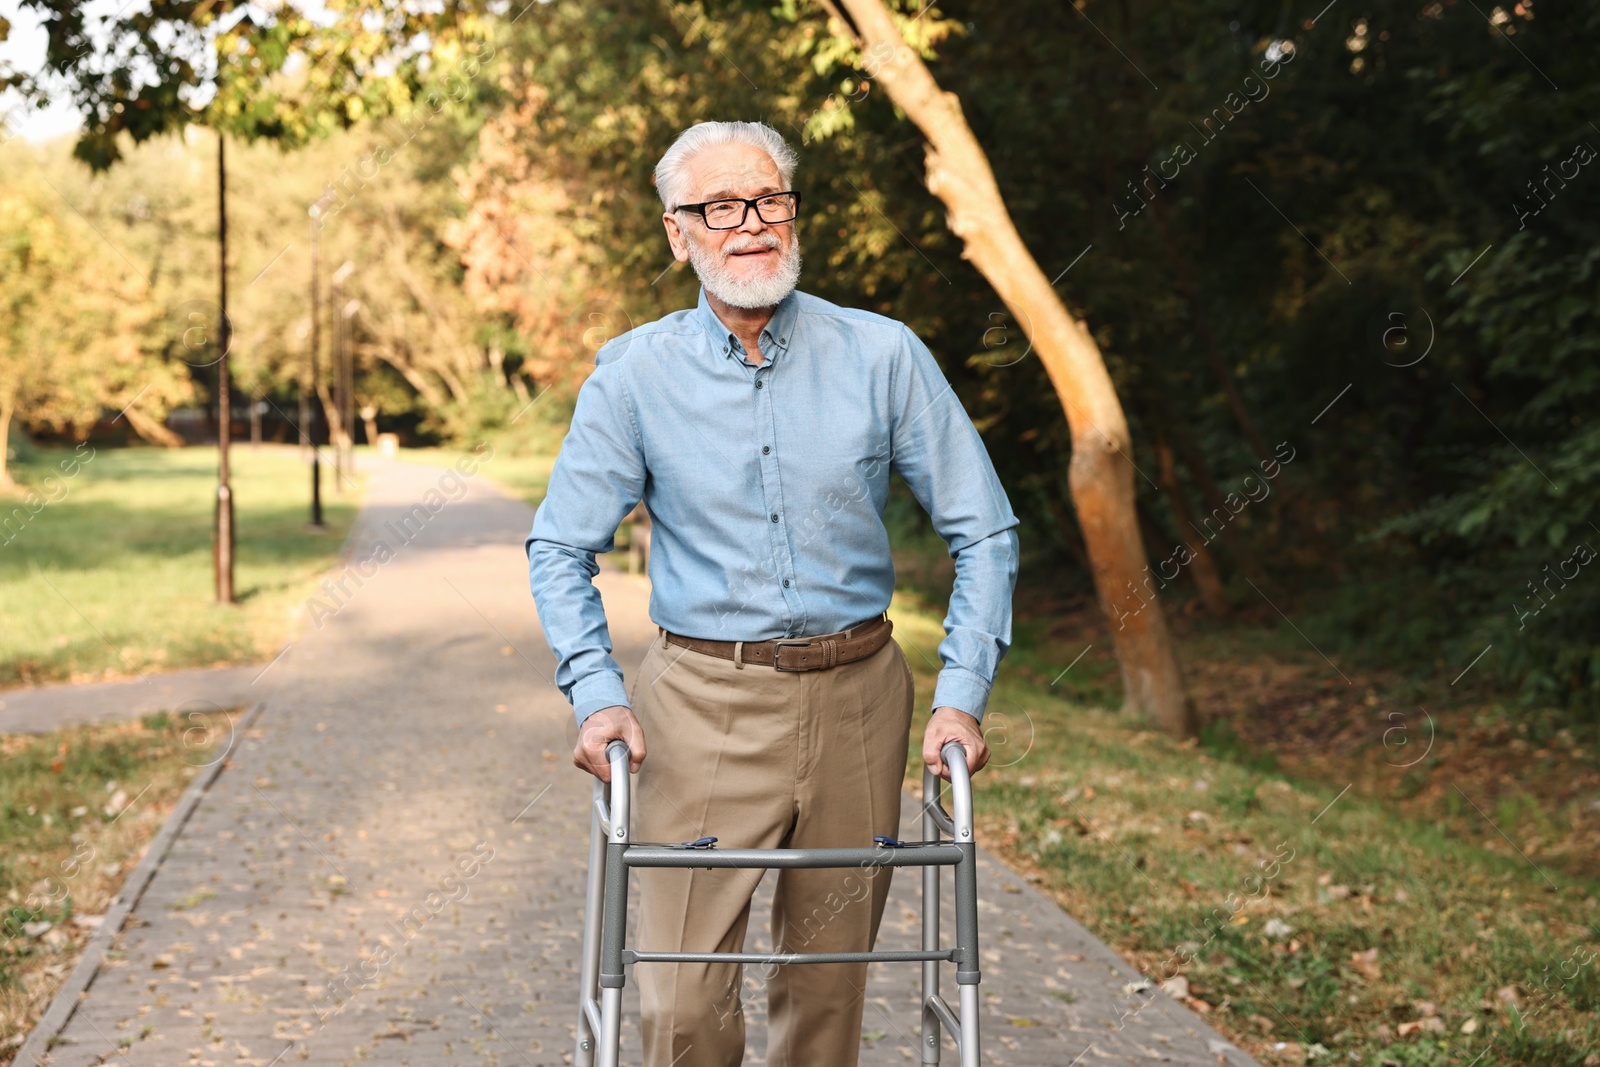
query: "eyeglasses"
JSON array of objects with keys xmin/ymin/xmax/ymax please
[{"xmin": 675, "ymin": 190, "xmax": 801, "ymax": 230}]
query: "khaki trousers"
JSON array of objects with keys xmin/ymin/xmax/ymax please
[{"xmin": 627, "ymin": 627, "xmax": 914, "ymax": 1067}]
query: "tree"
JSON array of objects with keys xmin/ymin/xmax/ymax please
[
  {"xmin": 2, "ymin": 0, "xmax": 492, "ymax": 598},
  {"xmin": 0, "ymin": 186, "xmax": 184, "ymax": 490},
  {"xmin": 816, "ymin": 0, "xmax": 1196, "ymax": 735}
]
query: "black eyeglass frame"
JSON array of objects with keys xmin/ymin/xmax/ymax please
[{"xmin": 674, "ymin": 190, "xmax": 802, "ymax": 230}]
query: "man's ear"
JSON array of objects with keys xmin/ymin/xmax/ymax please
[{"xmin": 662, "ymin": 212, "xmax": 691, "ymax": 263}]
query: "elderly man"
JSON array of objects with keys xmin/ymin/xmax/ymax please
[{"xmin": 525, "ymin": 120, "xmax": 1019, "ymax": 1067}]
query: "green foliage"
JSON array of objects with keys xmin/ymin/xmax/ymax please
[
  {"xmin": 0, "ymin": 1, "xmax": 494, "ymax": 167},
  {"xmin": 424, "ymin": 373, "xmax": 523, "ymax": 446}
]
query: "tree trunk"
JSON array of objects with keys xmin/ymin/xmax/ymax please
[
  {"xmin": 374, "ymin": 346, "xmax": 449, "ymax": 411},
  {"xmin": 316, "ymin": 379, "xmax": 350, "ymax": 492},
  {"xmin": 0, "ymin": 399, "xmax": 15, "ymax": 493},
  {"xmin": 825, "ymin": 0, "xmax": 1196, "ymax": 736},
  {"xmin": 1153, "ymin": 432, "xmax": 1228, "ymax": 616},
  {"xmin": 123, "ymin": 406, "xmax": 185, "ymax": 448}
]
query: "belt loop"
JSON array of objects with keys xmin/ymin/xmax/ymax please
[{"xmin": 733, "ymin": 641, "xmax": 744, "ymax": 669}]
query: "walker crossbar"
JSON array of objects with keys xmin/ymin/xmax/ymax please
[
  {"xmin": 621, "ymin": 843, "xmax": 964, "ymax": 868},
  {"xmin": 625, "ymin": 948, "xmax": 957, "ymax": 965},
  {"xmin": 574, "ymin": 739, "xmax": 983, "ymax": 1067}
]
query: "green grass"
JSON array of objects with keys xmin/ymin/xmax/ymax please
[
  {"xmin": 890, "ymin": 594, "xmax": 1600, "ymax": 1067},
  {"xmin": 0, "ymin": 445, "xmax": 362, "ymax": 687},
  {"xmin": 1, "ymin": 709, "xmax": 232, "ymax": 1046}
]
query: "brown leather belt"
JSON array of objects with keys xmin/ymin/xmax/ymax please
[{"xmin": 661, "ymin": 613, "xmax": 892, "ymax": 671}]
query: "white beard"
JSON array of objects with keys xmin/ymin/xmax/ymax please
[{"xmin": 687, "ymin": 232, "xmax": 803, "ymax": 310}]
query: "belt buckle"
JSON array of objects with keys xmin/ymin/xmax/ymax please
[{"xmin": 771, "ymin": 638, "xmax": 813, "ymax": 672}]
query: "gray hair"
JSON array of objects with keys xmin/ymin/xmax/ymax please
[{"xmin": 653, "ymin": 120, "xmax": 798, "ymax": 212}]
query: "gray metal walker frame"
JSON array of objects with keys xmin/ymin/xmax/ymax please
[{"xmin": 574, "ymin": 739, "xmax": 983, "ymax": 1066}]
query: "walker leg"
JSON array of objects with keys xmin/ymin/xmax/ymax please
[
  {"xmin": 596, "ymin": 743, "xmax": 632, "ymax": 1067},
  {"xmin": 599, "ymin": 987, "xmax": 624, "ymax": 1067},
  {"xmin": 954, "ymin": 839, "xmax": 982, "ymax": 1067},
  {"xmin": 943, "ymin": 743, "xmax": 982, "ymax": 1067},
  {"xmin": 576, "ymin": 780, "xmax": 607, "ymax": 1067},
  {"xmin": 920, "ymin": 767, "xmax": 942, "ymax": 1064},
  {"xmin": 597, "ymin": 838, "xmax": 630, "ymax": 1067},
  {"xmin": 958, "ymin": 984, "xmax": 981, "ymax": 1067}
]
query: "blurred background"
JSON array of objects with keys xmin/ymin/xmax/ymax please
[{"xmin": 2, "ymin": 2, "xmax": 1598, "ymax": 1065}]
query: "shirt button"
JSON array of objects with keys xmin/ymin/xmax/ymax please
[
  {"xmin": 755, "ymin": 380, "xmax": 764, "ymax": 390},
  {"xmin": 770, "ymin": 513, "xmax": 779, "ymax": 523},
  {"xmin": 782, "ymin": 579, "xmax": 791, "ymax": 588},
  {"xmin": 762, "ymin": 445, "xmax": 771, "ymax": 455}
]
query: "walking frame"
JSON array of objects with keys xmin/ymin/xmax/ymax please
[{"xmin": 574, "ymin": 740, "xmax": 983, "ymax": 1067}]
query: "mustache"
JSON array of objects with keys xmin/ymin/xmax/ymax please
[{"xmin": 724, "ymin": 235, "xmax": 783, "ymax": 257}]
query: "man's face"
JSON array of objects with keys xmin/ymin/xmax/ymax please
[{"xmin": 663, "ymin": 142, "xmax": 801, "ymax": 310}]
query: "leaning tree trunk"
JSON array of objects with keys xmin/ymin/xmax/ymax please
[
  {"xmin": 122, "ymin": 406, "xmax": 185, "ymax": 448},
  {"xmin": 824, "ymin": 0, "xmax": 1196, "ymax": 736},
  {"xmin": 315, "ymin": 379, "xmax": 350, "ymax": 491},
  {"xmin": 0, "ymin": 398, "xmax": 15, "ymax": 492}
]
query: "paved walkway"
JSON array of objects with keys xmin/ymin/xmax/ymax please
[
  {"xmin": 0, "ymin": 666, "xmax": 263, "ymax": 736},
  {"xmin": 23, "ymin": 456, "xmax": 1257, "ymax": 1067}
]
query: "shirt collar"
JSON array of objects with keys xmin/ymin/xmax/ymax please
[{"xmin": 695, "ymin": 285, "xmax": 801, "ymax": 364}]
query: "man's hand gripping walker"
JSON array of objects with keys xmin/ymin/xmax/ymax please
[{"xmin": 574, "ymin": 740, "xmax": 985, "ymax": 1066}]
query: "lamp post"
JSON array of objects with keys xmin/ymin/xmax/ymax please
[
  {"xmin": 214, "ymin": 132, "xmax": 235, "ymax": 603},
  {"xmin": 306, "ymin": 193, "xmax": 335, "ymax": 527},
  {"xmin": 329, "ymin": 259, "xmax": 355, "ymax": 491}
]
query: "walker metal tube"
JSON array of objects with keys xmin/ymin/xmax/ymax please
[
  {"xmin": 597, "ymin": 987, "xmax": 623, "ymax": 1067},
  {"xmin": 922, "ymin": 794, "xmax": 956, "ymax": 836},
  {"xmin": 958, "ymin": 985, "xmax": 981, "ymax": 1067},
  {"xmin": 596, "ymin": 741, "xmax": 632, "ymax": 1067},
  {"xmin": 627, "ymin": 948, "xmax": 954, "ymax": 965},
  {"xmin": 945, "ymin": 743, "xmax": 981, "ymax": 1067},
  {"xmin": 605, "ymin": 741, "xmax": 630, "ymax": 845},
  {"xmin": 622, "ymin": 844, "xmax": 961, "ymax": 869},
  {"xmin": 944, "ymin": 743, "xmax": 974, "ymax": 845},
  {"xmin": 921, "ymin": 764, "xmax": 942, "ymax": 1064},
  {"xmin": 575, "ymin": 777, "xmax": 608, "ymax": 1067},
  {"xmin": 927, "ymin": 993, "xmax": 961, "ymax": 1044}
]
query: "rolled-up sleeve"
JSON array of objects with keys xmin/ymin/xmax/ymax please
[
  {"xmin": 888, "ymin": 324, "xmax": 1020, "ymax": 722},
  {"xmin": 525, "ymin": 352, "xmax": 647, "ymax": 724}
]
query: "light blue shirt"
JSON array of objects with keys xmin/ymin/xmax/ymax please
[{"xmin": 525, "ymin": 285, "xmax": 1020, "ymax": 725}]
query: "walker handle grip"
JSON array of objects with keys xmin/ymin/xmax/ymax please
[
  {"xmin": 939, "ymin": 742, "xmax": 975, "ymax": 840},
  {"xmin": 603, "ymin": 741, "xmax": 631, "ymax": 842}
]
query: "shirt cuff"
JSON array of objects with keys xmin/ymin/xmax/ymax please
[
  {"xmin": 572, "ymin": 671, "xmax": 631, "ymax": 725},
  {"xmin": 932, "ymin": 667, "xmax": 993, "ymax": 724}
]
